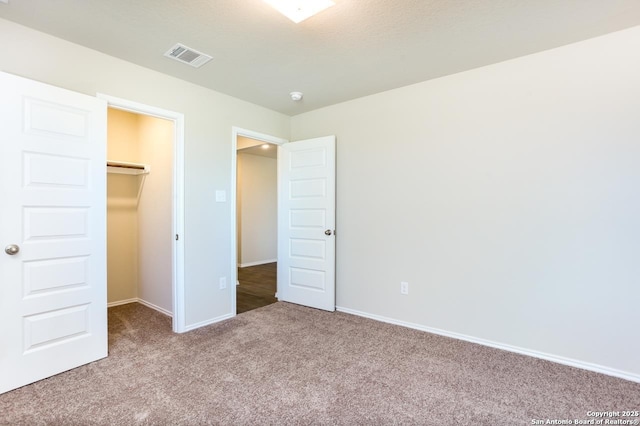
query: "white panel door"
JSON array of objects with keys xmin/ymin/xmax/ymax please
[
  {"xmin": 0, "ymin": 72, "xmax": 107, "ymax": 394},
  {"xmin": 277, "ymin": 136, "xmax": 336, "ymax": 311}
]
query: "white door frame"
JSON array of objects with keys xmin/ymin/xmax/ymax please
[
  {"xmin": 231, "ymin": 127, "xmax": 288, "ymax": 316},
  {"xmin": 97, "ymin": 94, "xmax": 186, "ymax": 333}
]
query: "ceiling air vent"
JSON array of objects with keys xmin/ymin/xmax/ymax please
[{"xmin": 164, "ymin": 43, "xmax": 212, "ymax": 68}]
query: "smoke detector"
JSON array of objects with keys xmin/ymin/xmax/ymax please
[
  {"xmin": 164, "ymin": 43, "xmax": 212, "ymax": 68},
  {"xmin": 290, "ymin": 92, "xmax": 303, "ymax": 101}
]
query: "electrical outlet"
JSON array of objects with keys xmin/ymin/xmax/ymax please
[
  {"xmin": 400, "ymin": 281, "xmax": 409, "ymax": 295},
  {"xmin": 219, "ymin": 277, "xmax": 227, "ymax": 290}
]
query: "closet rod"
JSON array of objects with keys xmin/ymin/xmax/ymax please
[
  {"xmin": 107, "ymin": 161, "xmax": 146, "ymax": 170},
  {"xmin": 107, "ymin": 161, "xmax": 150, "ymax": 175}
]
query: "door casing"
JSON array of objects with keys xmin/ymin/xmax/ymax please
[
  {"xmin": 231, "ymin": 127, "xmax": 287, "ymax": 315},
  {"xmin": 98, "ymin": 94, "xmax": 186, "ymax": 333}
]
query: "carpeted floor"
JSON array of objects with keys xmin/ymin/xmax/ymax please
[{"xmin": 1, "ymin": 302, "xmax": 638, "ymax": 425}]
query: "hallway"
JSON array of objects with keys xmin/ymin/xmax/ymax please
[{"xmin": 236, "ymin": 262, "xmax": 277, "ymax": 314}]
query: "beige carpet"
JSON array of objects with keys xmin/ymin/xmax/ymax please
[{"xmin": 1, "ymin": 302, "xmax": 638, "ymax": 425}]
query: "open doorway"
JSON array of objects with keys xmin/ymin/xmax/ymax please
[
  {"xmin": 100, "ymin": 94, "xmax": 186, "ymax": 332},
  {"xmin": 231, "ymin": 129, "xmax": 337, "ymax": 314},
  {"xmin": 231, "ymin": 128, "xmax": 287, "ymax": 315},
  {"xmin": 106, "ymin": 108, "xmax": 173, "ymax": 322},
  {"xmin": 236, "ymin": 138, "xmax": 277, "ymax": 313}
]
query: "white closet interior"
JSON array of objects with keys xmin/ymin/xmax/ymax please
[{"xmin": 106, "ymin": 108, "xmax": 173, "ymax": 316}]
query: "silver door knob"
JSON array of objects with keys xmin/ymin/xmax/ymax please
[
  {"xmin": 5, "ymin": 244, "xmax": 20, "ymax": 255},
  {"xmin": 324, "ymin": 230, "xmax": 332, "ymax": 236}
]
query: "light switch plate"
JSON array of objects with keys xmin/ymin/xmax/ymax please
[{"xmin": 215, "ymin": 190, "xmax": 226, "ymax": 202}]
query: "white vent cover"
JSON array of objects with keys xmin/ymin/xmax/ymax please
[{"xmin": 164, "ymin": 43, "xmax": 212, "ymax": 68}]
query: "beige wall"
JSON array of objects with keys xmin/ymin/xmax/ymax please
[
  {"xmin": 237, "ymin": 152, "xmax": 277, "ymax": 266},
  {"xmin": 291, "ymin": 26, "xmax": 640, "ymax": 377},
  {"xmin": 0, "ymin": 18, "xmax": 290, "ymax": 326},
  {"xmin": 3, "ymin": 15, "xmax": 639, "ymax": 378}
]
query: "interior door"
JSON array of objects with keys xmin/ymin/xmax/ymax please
[
  {"xmin": 277, "ymin": 136, "xmax": 336, "ymax": 311},
  {"xmin": 0, "ymin": 72, "xmax": 108, "ymax": 394}
]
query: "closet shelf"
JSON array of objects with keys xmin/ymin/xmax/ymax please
[{"xmin": 107, "ymin": 161, "xmax": 150, "ymax": 175}]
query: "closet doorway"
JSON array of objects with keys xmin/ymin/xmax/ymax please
[
  {"xmin": 232, "ymin": 128, "xmax": 287, "ymax": 314},
  {"xmin": 101, "ymin": 95, "xmax": 185, "ymax": 332}
]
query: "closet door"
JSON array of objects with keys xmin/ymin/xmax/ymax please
[{"xmin": 0, "ymin": 72, "xmax": 108, "ymax": 394}]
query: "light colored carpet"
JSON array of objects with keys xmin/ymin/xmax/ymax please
[{"xmin": 1, "ymin": 302, "xmax": 638, "ymax": 425}]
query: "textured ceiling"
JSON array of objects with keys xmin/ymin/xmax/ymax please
[
  {"xmin": 238, "ymin": 144, "xmax": 278, "ymax": 159},
  {"xmin": 237, "ymin": 136, "xmax": 278, "ymax": 158},
  {"xmin": 1, "ymin": 0, "xmax": 639, "ymax": 115}
]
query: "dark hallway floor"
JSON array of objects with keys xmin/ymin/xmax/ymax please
[{"xmin": 236, "ymin": 262, "xmax": 277, "ymax": 314}]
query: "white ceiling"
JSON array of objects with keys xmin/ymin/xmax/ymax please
[
  {"xmin": 1, "ymin": 1, "xmax": 639, "ymax": 116},
  {"xmin": 238, "ymin": 144, "xmax": 278, "ymax": 159},
  {"xmin": 237, "ymin": 136, "xmax": 278, "ymax": 158}
]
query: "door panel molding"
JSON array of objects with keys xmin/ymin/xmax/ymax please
[
  {"xmin": 277, "ymin": 135, "xmax": 336, "ymax": 312},
  {"xmin": 0, "ymin": 71, "xmax": 107, "ymax": 394}
]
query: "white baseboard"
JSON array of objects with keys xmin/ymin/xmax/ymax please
[
  {"xmin": 336, "ymin": 306, "xmax": 640, "ymax": 384},
  {"xmin": 137, "ymin": 299, "xmax": 172, "ymax": 317},
  {"xmin": 238, "ymin": 259, "xmax": 277, "ymax": 268},
  {"xmin": 184, "ymin": 313, "xmax": 234, "ymax": 332},
  {"xmin": 107, "ymin": 298, "xmax": 138, "ymax": 308},
  {"xmin": 108, "ymin": 298, "xmax": 172, "ymax": 318}
]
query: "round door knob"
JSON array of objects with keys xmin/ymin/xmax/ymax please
[
  {"xmin": 5, "ymin": 244, "xmax": 20, "ymax": 255},
  {"xmin": 324, "ymin": 229, "xmax": 332, "ymax": 236}
]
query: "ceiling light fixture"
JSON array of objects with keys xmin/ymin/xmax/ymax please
[
  {"xmin": 263, "ymin": 0, "xmax": 335, "ymax": 24},
  {"xmin": 290, "ymin": 91, "xmax": 303, "ymax": 101},
  {"xmin": 261, "ymin": 144, "xmax": 270, "ymax": 149}
]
